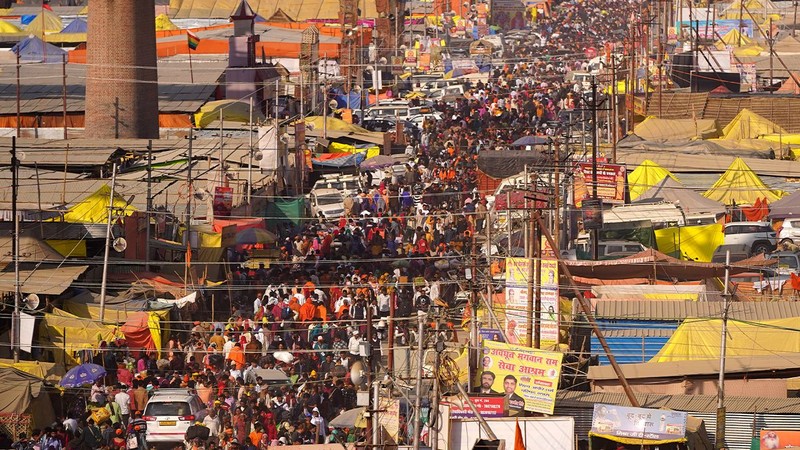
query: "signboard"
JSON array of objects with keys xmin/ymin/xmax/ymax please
[
  {"xmin": 678, "ymin": 19, "xmax": 753, "ymax": 40},
  {"xmin": 760, "ymin": 430, "xmax": 800, "ymax": 450},
  {"xmin": 581, "ymin": 198, "xmax": 604, "ymax": 230},
  {"xmin": 221, "ymin": 224, "xmax": 238, "ymax": 248},
  {"xmin": 444, "ymin": 395, "xmax": 506, "ymax": 419},
  {"xmin": 504, "ymin": 258, "xmax": 559, "ymax": 347},
  {"xmin": 213, "ymin": 186, "xmax": 233, "ymax": 217},
  {"xmin": 573, "ymin": 163, "xmax": 626, "ymax": 207},
  {"xmin": 591, "ymin": 404, "xmax": 688, "ymax": 442},
  {"xmin": 480, "ymin": 340, "xmax": 563, "ymax": 415},
  {"xmin": 378, "ymin": 398, "xmax": 400, "ymax": 443},
  {"xmin": 480, "ymin": 328, "xmax": 505, "ymax": 343},
  {"xmin": 404, "ymin": 49, "xmax": 417, "ymax": 65},
  {"xmin": 733, "ymin": 62, "xmax": 756, "ymax": 92}
]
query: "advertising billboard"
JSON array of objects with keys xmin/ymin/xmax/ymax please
[
  {"xmin": 480, "ymin": 341, "xmax": 563, "ymax": 415},
  {"xmin": 591, "ymin": 404, "xmax": 688, "ymax": 442}
]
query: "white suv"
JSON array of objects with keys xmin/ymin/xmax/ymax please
[
  {"xmin": 143, "ymin": 389, "xmax": 208, "ymax": 444},
  {"xmin": 778, "ymin": 219, "xmax": 800, "ymax": 245},
  {"xmin": 722, "ymin": 222, "xmax": 777, "ymax": 255}
]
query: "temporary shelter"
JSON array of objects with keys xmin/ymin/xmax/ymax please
[
  {"xmin": 194, "ymin": 99, "xmax": 267, "ymax": 128},
  {"xmin": 631, "ymin": 117, "xmax": 718, "ymax": 141},
  {"xmin": 25, "ymin": 9, "xmax": 64, "ymax": 35},
  {"xmin": 0, "ymin": 20, "xmax": 20, "ymax": 33},
  {"xmin": 702, "ymin": 157, "xmax": 783, "ymax": 204},
  {"xmin": 0, "ymin": 368, "xmax": 55, "ymax": 429},
  {"xmin": 120, "ymin": 311, "xmax": 164, "ymax": 358},
  {"xmin": 627, "ymin": 159, "xmax": 679, "ymax": 200},
  {"xmin": 719, "ymin": 0, "xmax": 781, "ymax": 20},
  {"xmin": 720, "ymin": 108, "xmax": 787, "ymax": 140},
  {"xmin": 155, "ymin": 13, "xmax": 180, "ymax": 31},
  {"xmin": 714, "ymin": 28, "xmax": 753, "ymax": 49},
  {"xmin": 61, "ymin": 17, "xmax": 87, "ymax": 33},
  {"xmin": 767, "ymin": 189, "xmax": 800, "ymax": 219},
  {"xmin": 634, "ymin": 177, "xmax": 725, "ymax": 217},
  {"xmin": 652, "ymin": 317, "xmax": 800, "ymax": 362},
  {"xmin": 60, "ymin": 185, "xmax": 137, "ymax": 224},
  {"xmin": 39, "ymin": 308, "xmax": 122, "ymax": 366},
  {"xmin": 169, "ymin": 0, "xmax": 379, "ymax": 22},
  {"xmin": 778, "ymin": 72, "xmax": 800, "ymax": 94},
  {"xmin": 654, "ymin": 223, "xmax": 724, "ymax": 262},
  {"xmin": 11, "ymin": 35, "xmax": 68, "ymax": 63}
]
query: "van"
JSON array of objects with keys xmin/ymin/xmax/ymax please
[
  {"xmin": 312, "ymin": 174, "xmax": 365, "ymax": 198},
  {"xmin": 364, "ymin": 105, "xmax": 410, "ymax": 121}
]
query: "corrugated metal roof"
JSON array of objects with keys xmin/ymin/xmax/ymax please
[
  {"xmin": 557, "ymin": 390, "xmax": 800, "ymax": 413},
  {"xmin": 594, "ymin": 300, "xmax": 800, "ymax": 321},
  {"xmin": 588, "ymin": 354, "xmax": 800, "ymax": 380},
  {"xmin": 601, "ymin": 327, "xmax": 675, "ymax": 337},
  {"xmin": 0, "ymin": 265, "xmax": 88, "ymax": 295}
]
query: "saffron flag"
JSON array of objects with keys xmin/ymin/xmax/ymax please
[
  {"xmin": 515, "ymin": 418, "xmax": 526, "ymax": 450},
  {"xmin": 187, "ymin": 31, "xmax": 201, "ymax": 50}
]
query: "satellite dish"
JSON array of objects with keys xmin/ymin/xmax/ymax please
[
  {"xmin": 23, "ymin": 293, "xmax": 39, "ymax": 310},
  {"xmin": 253, "ymin": 151, "xmax": 264, "ymax": 161},
  {"xmin": 112, "ymin": 237, "xmax": 127, "ymax": 252},
  {"xmin": 350, "ymin": 360, "xmax": 366, "ymax": 386}
]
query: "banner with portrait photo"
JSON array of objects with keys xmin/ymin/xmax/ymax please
[
  {"xmin": 480, "ymin": 340, "xmax": 563, "ymax": 415},
  {"xmin": 590, "ymin": 404, "xmax": 687, "ymax": 444}
]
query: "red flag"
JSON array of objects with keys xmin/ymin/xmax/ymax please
[
  {"xmin": 515, "ymin": 418, "xmax": 526, "ymax": 450},
  {"xmin": 43, "ymin": 3, "xmax": 53, "ymax": 11}
]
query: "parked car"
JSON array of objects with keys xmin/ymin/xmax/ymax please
[
  {"xmin": 766, "ymin": 251, "xmax": 800, "ymax": 275},
  {"xmin": 711, "ymin": 244, "xmax": 751, "ymax": 264},
  {"xmin": 575, "ymin": 240, "xmax": 646, "ymax": 260},
  {"xmin": 778, "ymin": 218, "xmax": 800, "ymax": 245},
  {"xmin": 143, "ymin": 389, "xmax": 208, "ymax": 445},
  {"xmin": 722, "ymin": 221, "xmax": 777, "ymax": 255},
  {"xmin": 309, "ymin": 188, "xmax": 345, "ymax": 220}
]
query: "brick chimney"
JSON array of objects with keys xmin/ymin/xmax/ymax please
[{"xmin": 85, "ymin": 0, "xmax": 159, "ymax": 139}]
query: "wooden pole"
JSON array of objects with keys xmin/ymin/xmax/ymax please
[{"xmin": 62, "ymin": 53, "xmax": 68, "ymax": 139}]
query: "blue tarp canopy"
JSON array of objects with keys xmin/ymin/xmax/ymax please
[
  {"xmin": 20, "ymin": 15, "xmax": 36, "ymax": 26},
  {"xmin": 61, "ymin": 18, "xmax": 87, "ymax": 33},
  {"xmin": 12, "ymin": 36, "xmax": 68, "ymax": 63},
  {"xmin": 311, "ymin": 152, "xmax": 366, "ymax": 168}
]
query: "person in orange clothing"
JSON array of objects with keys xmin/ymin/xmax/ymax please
[
  {"xmin": 227, "ymin": 342, "xmax": 246, "ymax": 370},
  {"xmin": 314, "ymin": 297, "xmax": 328, "ymax": 323},
  {"xmin": 299, "ymin": 298, "xmax": 317, "ymax": 322}
]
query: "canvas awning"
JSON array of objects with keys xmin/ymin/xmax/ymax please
[
  {"xmin": 0, "ymin": 265, "xmax": 87, "ymax": 295},
  {"xmin": 564, "ymin": 249, "xmax": 774, "ymax": 281},
  {"xmin": 702, "ymin": 157, "xmax": 783, "ymax": 205},
  {"xmin": 634, "ymin": 177, "xmax": 724, "ymax": 216}
]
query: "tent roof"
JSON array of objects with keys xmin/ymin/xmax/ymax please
[
  {"xmin": 634, "ymin": 177, "xmax": 725, "ymax": 216},
  {"xmin": 0, "ymin": 19, "xmax": 20, "ymax": 34},
  {"xmin": 702, "ymin": 157, "xmax": 783, "ymax": 205},
  {"xmin": 588, "ymin": 354, "xmax": 800, "ymax": 380},
  {"xmin": 61, "ymin": 17, "xmax": 86, "ymax": 33},
  {"xmin": 715, "ymin": 28, "xmax": 752, "ymax": 48},
  {"xmin": 62, "ymin": 185, "xmax": 137, "ymax": 224},
  {"xmin": 721, "ymin": 108, "xmax": 788, "ymax": 140},
  {"xmin": 0, "ymin": 265, "xmax": 88, "ymax": 295},
  {"xmin": 632, "ymin": 117, "xmax": 719, "ymax": 141},
  {"xmin": 11, "ymin": 35, "xmax": 68, "ymax": 63},
  {"xmin": 25, "ymin": 8, "xmax": 64, "ymax": 34},
  {"xmin": 627, "ymin": 159, "xmax": 679, "ymax": 200},
  {"xmin": 170, "ymin": 0, "xmax": 379, "ymax": 21},
  {"xmin": 0, "ymin": 367, "xmax": 44, "ymax": 417},
  {"xmin": 768, "ymin": 189, "xmax": 800, "ymax": 219},
  {"xmin": 194, "ymin": 99, "xmax": 267, "ymax": 129},
  {"xmin": 778, "ymin": 72, "xmax": 800, "ymax": 94},
  {"xmin": 155, "ymin": 13, "xmax": 179, "ymax": 31},
  {"xmin": 652, "ymin": 317, "xmax": 800, "ymax": 362},
  {"xmin": 564, "ymin": 248, "xmax": 774, "ymax": 281}
]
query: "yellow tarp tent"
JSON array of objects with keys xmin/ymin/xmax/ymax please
[
  {"xmin": 62, "ymin": 297, "xmax": 171, "ymax": 326},
  {"xmin": 45, "ymin": 239, "xmax": 87, "ymax": 258},
  {"xmin": 60, "ymin": 185, "xmax": 137, "ymax": 224},
  {"xmin": 731, "ymin": 44, "xmax": 764, "ymax": 57},
  {"xmin": 719, "ymin": 0, "xmax": 781, "ymax": 20},
  {"xmin": 302, "ymin": 116, "xmax": 372, "ymax": 134},
  {"xmin": 328, "ymin": 142, "xmax": 381, "ymax": 159},
  {"xmin": 194, "ymin": 99, "xmax": 267, "ymax": 129},
  {"xmin": 0, "ymin": 20, "xmax": 20, "ymax": 34},
  {"xmin": 628, "ymin": 159, "xmax": 680, "ymax": 200},
  {"xmin": 40, "ymin": 308, "xmax": 122, "ymax": 366},
  {"xmin": 654, "ymin": 223, "xmax": 724, "ymax": 262},
  {"xmin": 721, "ymin": 108, "xmax": 787, "ymax": 140},
  {"xmin": 155, "ymin": 13, "xmax": 179, "ymax": 31},
  {"xmin": 0, "ymin": 359, "xmax": 65, "ymax": 383},
  {"xmin": 632, "ymin": 117, "xmax": 718, "ymax": 142},
  {"xmin": 703, "ymin": 157, "xmax": 783, "ymax": 205},
  {"xmin": 651, "ymin": 317, "xmax": 800, "ymax": 362},
  {"xmin": 715, "ymin": 28, "xmax": 752, "ymax": 48},
  {"xmin": 25, "ymin": 9, "xmax": 64, "ymax": 35}
]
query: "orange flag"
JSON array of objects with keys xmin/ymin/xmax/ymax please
[{"xmin": 515, "ymin": 418, "xmax": 526, "ymax": 450}]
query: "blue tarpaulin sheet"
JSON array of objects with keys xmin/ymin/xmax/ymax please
[
  {"xmin": 11, "ymin": 36, "xmax": 68, "ymax": 63},
  {"xmin": 61, "ymin": 18, "xmax": 87, "ymax": 33}
]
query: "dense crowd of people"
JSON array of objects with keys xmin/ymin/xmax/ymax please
[{"xmin": 6, "ymin": 0, "xmax": 643, "ymax": 449}]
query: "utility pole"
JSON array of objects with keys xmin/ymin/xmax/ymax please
[
  {"xmin": 412, "ymin": 311, "xmax": 425, "ymax": 450},
  {"xmin": 99, "ymin": 163, "xmax": 118, "ymax": 323},
  {"xmin": 145, "ymin": 141, "xmax": 152, "ymax": 271},
  {"xmin": 430, "ymin": 320, "xmax": 441, "ymax": 450},
  {"xmin": 716, "ymin": 250, "xmax": 731, "ymax": 449},
  {"xmin": 11, "ymin": 137, "xmax": 20, "ymax": 363},
  {"xmin": 590, "ymin": 78, "xmax": 600, "ymax": 260}
]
